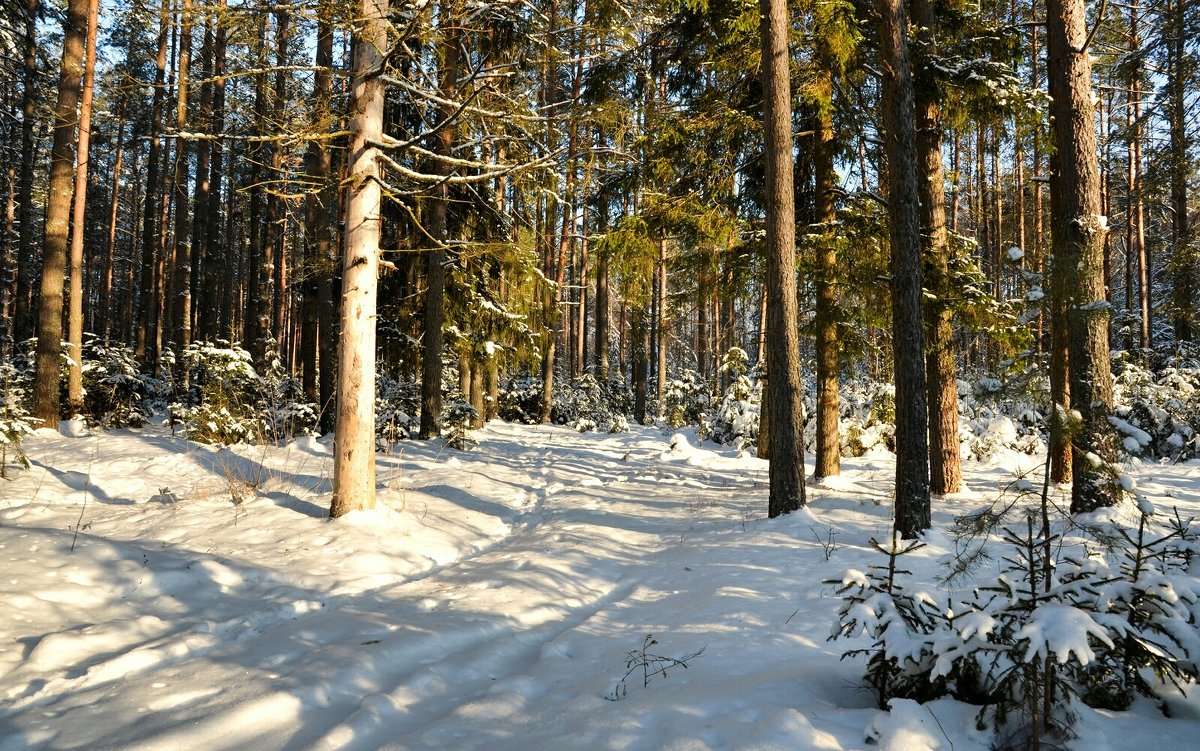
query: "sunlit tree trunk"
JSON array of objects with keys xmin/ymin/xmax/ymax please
[
  {"xmin": 913, "ymin": 0, "xmax": 961, "ymax": 496},
  {"xmin": 330, "ymin": 0, "xmax": 387, "ymax": 518},
  {"xmin": 1046, "ymin": 0, "xmax": 1120, "ymax": 513},
  {"xmin": 813, "ymin": 67, "xmax": 840, "ymax": 481},
  {"xmin": 65, "ymin": 0, "xmax": 100, "ymax": 414},
  {"xmin": 32, "ymin": 0, "xmax": 88, "ymax": 426}
]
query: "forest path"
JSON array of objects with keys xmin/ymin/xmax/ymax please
[{"xmin": 2, "ymin": 422, "xmax": 826, "ymax": 751}]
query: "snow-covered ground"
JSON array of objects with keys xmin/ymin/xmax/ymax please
[{"xmin": 2, "ymin": 421, "xmax": 1198, "ymax": 750}]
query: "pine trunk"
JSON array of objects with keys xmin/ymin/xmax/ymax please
[
  {"xmin": 137, "ymin": 0, "xmax": 169, "ymax": 366},
  {"xmin": 760, "ymin": 0, "xmax": 807, "ymax": 517},
  {"xmin": 813, "ymin": 67, "xmax": 840, "ymax": 480},
  {"xmin": 14, "ymin": 0, "xmax": 39, "ymax": 346},
  {"xmin": 32, "ymin": 0, "xmax": 88, "ymax": 427},
  {"xmin": 877, "ymin": 0, "xmax": 930, "ymax": 536},
  {"xmin": 330, "ymin": 0, "xmax": 387, "ymax": 518},
  {"xmin": 66, "ymin": 0, "xmax": 100, "ymax": 414},
  {"xmin": 912, "ymin": 0, "xmax": 961, "ymax": 496},
  {"xmin": 1046, "ymin": 0, "xmax": 1120, "ymax": 513}
]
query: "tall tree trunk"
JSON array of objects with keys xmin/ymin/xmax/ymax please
[
  {"xmin": 877, "ymin": 0, "xmax": 930, "ymax": 536},
  {"xmin": 245, "ymin": 11, "xmax": 268, "ymax": 359},
  {"xmin": 200, "ymin": 0, "xmax": 226, "ymax": 341},
  {"xmin": 304, "ymin": 0, "xmax": 334, "ymax": 413},
  {"xmin": 656, "ymin": 232, "xmax": 668, "ymax": 403},
  {"xmin": 913, "ymin": 0, "xmax": 961, "ymax": 496},
  {"xmin": 65, "ymin": 0, "xmax": 100, "ymax": 414},
  {"xmin": 330, "ymin": 0, "xmax": 387, "ymax": 518},
  {"xmin": 13, "ymin": 0, "xmax": 39, "ymax": 346},
  {"xmin": 136, "ymin": 0, "xmax": 170, "ymax": 367},
  {"xmin": 268, "ymin": 9, "xmax": 290, "ymax": 353},
  {"xmin": 32, "ymin": 0, "xmax": 88, "ymax": 426},
  {"xmin": 631, "ymin": 305, "xmax": 649, "ymax": 424},
  {"xmin": 1168, "ymin": 0, "xmax": 1193, "ymax": 343},
  {"xmin": 595, "ymin": 204, "xmax": 610, "ymax": 381},
  {"xmin": 420, "ymin": 0, "xmax": 461, "ymax": 438},
  {"xmin": 190, "ymin": 14, "xmax": 212, "ymax": 341},
  {"xmin": 170, "ymin": 0, "xmax": 194, "ymax": 358},
  {"xmin": 2, "ymin": 164, "xmax": 14, "ymax": 361},
  {"xmin": 1046, "ymin": 0, "xmax": 1119, "ymax": 513},
  {"xmin": 101, "ymin": 115, "xmax": 125, "ymax": 340},
  {"xmin": 760, "ymin": 0, "xmax": 807, "ymax": 517},
  {"xmin": 813, "ymin": 67, "xmax": 840, "ymax": 480}
]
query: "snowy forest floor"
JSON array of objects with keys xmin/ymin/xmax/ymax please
[{"xmin": 2, "ymin": 421, "xmax": 1200, "ymax": 750}]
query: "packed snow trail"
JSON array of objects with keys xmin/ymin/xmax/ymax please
[{"xmin": 3, "ymin": 422, "xmax": 1200, "ymax": 750}]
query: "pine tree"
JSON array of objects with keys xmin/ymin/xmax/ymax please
[
  {"xmin": 760, "ymin": 0, "xmax": 807, "ymax": 517},
  {"xmin": 876, "ymin": 0, "xmax": 930, "ymax": 536},
  {"xmin": 331, "ymin": 0, "xmax": 388, "ymax": 518},
  {"xmin": 1046, "ymin": 0, "xmax": 1121, "ymax": 513},
  {"xmin": 31, "ymin": 0, "xmax": 90, "ymax": 427}
]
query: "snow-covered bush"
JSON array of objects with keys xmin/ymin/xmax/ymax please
[
  {"xmin": 660, "ymin": 370, "xmax": 710, "ymax": 429},
  {"xmin": 839, "ymin": 484, "xmax": 1200, "ymax": 748},
  {"xmin": 498, "ymin": 377, "xmax": 543, "ymax": 424},
  {"xmin": 1075, "ymin": 504, "xmax": 1200, "ymax": 710},
  {"xmin": 170, "ymin": 344, "xmax": 263, "ymax": 445},
  {"xmin": 838, "ymin": 381, "xmax": 896, "ymax": 456},
  {"xmin": 170, "ymin": 343, "xmax": 316, "ymax": 445},
  {"xmin": 376, "ymin": 374, "xmax": 420, "ymax": 447},
  {"xmin": 1111, "ymin": 358, "xmax": 1200, "ymax": 460},
  {"xmin": 0, "ymin": 365, "xmax": 34, "ymax": 477},
  {"xmin": 81, "ymin": 336, "xmax": 152, "ymax": 428},
  {"xmin": 258, "ymin": 356, "xmax": 319, "ymax": 442},
  {"xmin": 552, "ymin": 374, "xmax": 631, "ymax": 432},
  {"xmin": 952, "ymin": 371, "xmax": 1046, "ymax": 462},
  {"xmin": 703, "ymin": 349, "xmax": 759, "ymax": 450}
]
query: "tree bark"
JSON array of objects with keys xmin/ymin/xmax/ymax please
[
  {"xmin": 245, "ymin": 10, "xmax": 268, "ymax": 359},
  {"xmin": 1168, "ymin": 0, "xmax": 1193, "ymax": 343},
  {"xmin": 912, "ymin": 0, "xmax": 961, "ymax": 496},
  {"xmin": 420, "ymin": 0, "xmax": 461, "ymax": 439},
  {"xmin": 170, "ymin": 0, "xmax": 193, "ymax": 356},
  {"xmin": 330, "ymin": 0, "xmax": 387, "ymax": 518},
  {"xmin": 136, "ymin": 0, "xmax": 170, "ymax": 367},
  {"xmin": 1046, "ymin": 0, "xmax": 1120, "ymax": 513},
  {"xmin": 200, "ymin": 0, "xmax": 227, "ymax": 341},
  {"xmin": 101, "ymin": 115, "xmax": 125, "ymax": 341},
  {"xmin": 32, "ymin": 0, "xmax": 88, "ymax": 427},
  {"xmin": 13, "ymin": 0, "xmax": 39, "ymax": 347},
  {"xmin": 268, "ymin": 8, "xmax": 289, "ymax": 352},
  {"xmin": 65, "ymin": 0, "xmax": 100, "ymax": 414},
  {"xmin": 304, "ymin": 0, "xmax": 334, "ymax": 415},
  {"xmin": 877, "ymin": 0, "xmax": 930, "ymax": 536},
  {"xmin": 760, "ymin": 0, "xmax": 807, "ymax": 517},
  {"xmin": 813, "ymin": 67, "xmax": 840, "ymax": 480}
]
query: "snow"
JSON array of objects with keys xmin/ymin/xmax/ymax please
[{"xmin": 2, "ymin": 421, "xmax": 1200, "ymax": 750}]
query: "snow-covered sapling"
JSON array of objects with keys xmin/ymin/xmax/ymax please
[
  {"xmin": 444, "ymin": 401, "xmax": 479, "ymax": 450},
  {"xmin": 828, "ymin": 532, "xmax": 946, "ymax": 708},
  {"xmin": 0, "ymin": 367, "xmax": 33, "ymax": 478}
]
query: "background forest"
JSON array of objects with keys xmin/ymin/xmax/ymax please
[
  {"xmin": 5, "ymin": 1, "xmax": 1200, "ymax": 748},
  {"xmin": 0, "ymin": 0, "xmax": 1198, "ymax": 517}
]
